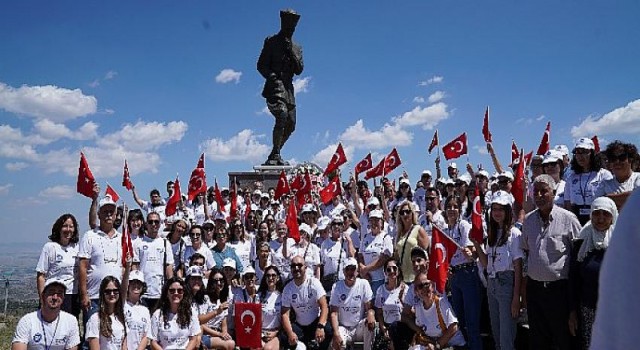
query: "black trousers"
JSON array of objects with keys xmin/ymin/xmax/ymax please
[
  {"xmin": 526, "ymin": 278, "xmax": 571, "ymax": 350},
  {"xmin": 282, "ymin": 317, "xmax": 333, "ymax": 350}
]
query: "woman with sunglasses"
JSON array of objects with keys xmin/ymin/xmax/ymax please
[
  {"xmin": 359, "ymin": 209, "xmax": 393, "ymax": 298},
  {"xmin": 594, "ymin": 140, "xmax": 640, "ymax": 209},
  {"xmin": 181, "ymin": 225, "xmax": 215, "ymax": 275},
  {"xmin": 390, "ymin": 178, "xmax": 417, "ymax": 214},
  {"xmin": 471, "ymin": 191, "xmax": 523, "ymax": 350},
  {"xmin": 375, "ymin": 258, "xmax": 412, "ymax": 350},
  {"xmin": 85, "ymin": 275, "xmax": 127, "ymax": 350},
  {"xmin": 228, "ymin": 220, "xmax": 253, "ymax": 272},
  {"xmin": 257, "ymin": 265, "xmax": 289, "ymax": 350},
  {"xmin": 320, "ymin": 215, "xmax": 356, "ymax": 293},
  {"xmin": 201, "ymin": 268, "xmax": 234, "ymax": 349},
  {"xmin": 149, "ymin": 276, "xmax": 200, "ymax": 350},
  {"xmin": 394, "ymin": 200, "xmax": 429, "ymax": 285},
  {"xmin": 443, "ymin": 195, "xmax": 482, "ymax": 350},
  {"xmin": 541, "ymin": 150, "xmax": 567, "ymax": 206}
]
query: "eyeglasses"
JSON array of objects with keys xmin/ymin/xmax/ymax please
[
  {"xmin": 386, "ymin": 266, "xmax": 398, "ymax": 273},
  {"xmin": 169, "ymin": 288, "xmax": 184, "ymax": 295},
  {"xmin": 212, "ymin": 278, "xmax": 224, "ymax": 284},
  {"xmin": 203, "ymin": 226, "xmax": 214, "ymax": 231},
  {"xmin": 609, "ymin": 154, "xmax": 629, "ymax": 163},
  {"xmin": 290, "ymin": 263, "xmax": 304, "ymax": 269},
  {"xmin": 216, "ymin": 233, "xmax": 227, "ymax": 238},
  {"xmin": 103, "ymin": 288, "xmax": 120, "ymax": 296},
  {"xmin": 425, "ymin": 196, "xmax": 437, "ymax": 201},
  {"xmin": 400, "ymin": 209, "xmax": 412, "ymax": 216},
  {"xmin": 190, "ymin": 233, "xmax": 201, "ymax": 238},
  {"xmin": 416, "ymin": 281, "xmax": 432, "ymax": 290},
  {"xmin": 147, "ymin": 220, "xmax": 161, "ymax": 225},
  {"xmin": 265, "ymin": 273, "xmax": 278, "ymax": 279}
]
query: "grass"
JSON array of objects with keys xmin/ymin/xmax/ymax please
[{"xmin": 0, "ymin": 315, "xmax": 19, "ymax": 349}]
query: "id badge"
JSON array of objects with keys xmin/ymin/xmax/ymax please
[{"xmin": 579, "ymin": 208, "xmax": 591, "ymax": 216}]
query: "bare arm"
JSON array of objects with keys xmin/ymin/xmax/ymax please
[
  {"xmin": 150, "ymin": 340, "xmax": 163, "ymax": 350},
  {"xmin": 486, "ymin": 143, "xmax": 505, "ymax": 174},
  {"xmin": 36, "ymin": 272, "xmax": 46, "ymax": 300},
  {"xmin": 89, "ymin": 183, "xmax": 100, "ymax": 230},
  {"xmin": 185, "ymin": 335, "xmax": 199, "ymax": 350},
  {"xmin": 132, "ymin": 186, "xmax": 145, "ymax": 208},
  {"xmin": 472, "ymin": 240, "xmax": 488, "ymax": 268},
  {"xmin": 437, "ymin": 322, "xmax": 459, "ymax": 348},
  {"xmin": 79, "ymin": 258, "xmax": 90, "ymax": 310},
  {"xmin": 417, "ymin": 227, "xmax": 430, "ymax": 250},
  {"xmin": 512, "ymin": 258, "xmax": 523, "ymax": 317},
  {"xmin": 318, "ymin": 295, "xmax": 329, "ymax": 325}
]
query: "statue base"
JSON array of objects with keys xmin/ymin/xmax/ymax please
[{"xmin": 228, "ymin": 165, "xmax": 294, "ymax": 192}]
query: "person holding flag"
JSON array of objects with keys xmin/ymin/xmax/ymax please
[{"xmin": 471, "ymin": 191, "xmax": 524, "ymax": 350}]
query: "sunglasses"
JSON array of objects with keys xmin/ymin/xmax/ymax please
[
  {"xmin": 147, "ymin": 220, "xmax": 161, "ymax": 225},
  {"xmin": 169, "ymin": 288, "xmax": 184, "ymax": 295},
  {"xmin": 103, "ymin": 288, "xmax": 119, "ymax": 296},
  {"xmin": 416, "ymin": 281, "xmax": 432, "ymax": 290},
  {"xmin": 203, "ymin": 226, "xmax": 214, "ymax": 231},
  {"xmin": 400, "ymin": 209, "xmax": 412, "ymax": 216},
  {"xmin": 190, "ymin": 233, "xmax": 201, "ymax": 238},
  {"xmin": 212, "ymin": 278, "xmax": 224, "ymax": 284},
  {"xmin": 386, "ymin": 266, "xmax": 398, "ymax": 273},
  {"xmin": 609, "ymin": 154, "xmax": 629, "ymax": 163},
  {"xmin": 344, "ymin": 266, "xmax": 357, "ymax": 271}
]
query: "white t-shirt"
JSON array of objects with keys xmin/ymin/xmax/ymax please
[
  {"xmin": 282, "ymin": 277, "xmax": 326, "ymax": 326},
  {"xmin": 150, "ymin": 309, "xmax": 201, "ymax": 349},
  {"xmin": 402, "ymin": 283, "xmax": 421, "ymax": 309},
  {"xmin": 554, "ymin": 180, "xmax": 566, "ymax": 206},
  {"xmin": 375, "ymin": 284, "xmax": 404, "ymax": 324},
  {"xmin": 195, "ymin": 295, "xmax": 227, "ymax": 329},
  {"xmin": 415, "ymin": 297, "xmax": 466, "ymax": 346},
  {"xmin": 444, "ymin": 221, "xmax": 473, "ymax": 267},
  {"xmin": 289, "ymin": 243, "xmax": 321, "ymax": 279},
  {"xmin": 270, "ymin": 238, "xmax": 295, "ymax": 280},
  {"xmin": 125, "ymin": 301, "xmax": 151, "ymax": 350},
  {"xmin": 594, "ymin": 172, "xmax": 640, "ymax": 197},
  {"xmin": 12, "ymin": 310, "xmax": 80, "ymax": 350},
  {"xmin": 228, "ymin": 239, "xmax": 253, "ymax": 272},
  {"xmin": 320, "ymin": 238, "xmax": 348, "ymax": 280},
  {"xmin": 181, "ymin": 244, "xmax": 215, "ymax": 270},
  {"xmin": 169, "ymin": 238, "xmax": 187, "ymax": 272},
  {"xmin": 140, "ymin": 201, "xmax": 167, "ymax": 222},
  {"xmin": 484, "ymin": 227, "xmax": 524, "ymax": 277},
  {"xmin": 134, "ymin": 236, "xmax": 173, "ymax": 298},
  {"xmin": 418, "ymin": 211, "xmax": 447, "ymax": 238},
  {"xmin": 330, "ymin": 279, "xmax": 373, "ymax": 328},
  {"xmin": 261, "ymin": 290, "xmax": 283, "ymax": 330},
  {"xmin": 78, "ymin": 229, "xmax": 123, "ymax": 299},
  {"xmin": 359, "ymin": 232, "xmax": 394, "ymax": 282},
  {"xmin": 564, "ymin": 169, "xmax": 612, "ymax": 206},
  {"xmin": 36, "ymin": 242, "xmax": 79, "ymax": 294},
  {"xmin": 86, "ymin": 313, "xmax": 126, "ymax": 350}
]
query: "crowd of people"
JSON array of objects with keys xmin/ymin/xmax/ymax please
[{"xmin": 12, "ymin": 138, "xmax": 640, "ymax": 350}]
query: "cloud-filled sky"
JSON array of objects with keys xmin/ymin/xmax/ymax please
[{"xmin": 1, "ymin": 1, "xmax": 639, "ymax": 244}]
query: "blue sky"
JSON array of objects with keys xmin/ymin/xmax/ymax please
[{"xmin": 1, "ymin": 1, "xmax": 639, "ymax": 244}]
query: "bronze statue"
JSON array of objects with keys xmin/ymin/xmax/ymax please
[{"xmin": 257, "ymin": 9, "xmax": 304, "ymax": 166}]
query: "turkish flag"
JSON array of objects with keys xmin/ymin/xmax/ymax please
[
  {"xmin": 121, "ymin": 212, "xmax": 133, "ymax": 267},
  {"xmin": 364, "ymin": 157, "xmax": 386, "ymax": 180},
  {"xmin": 196, "ymin": 153, "xmax": 205, "ymax": 169},
  {"xmin": 274, "ymin": 171, "xmax": 290, "ymax": 200},
  {"xmin": 428, "ymin": 130, "xmax": 439, "ymax": 154},
  {"xmin": 482, "ymin": 107, "xmax": 492, "ymax": 143},
  {"xmin": 592, "ymin": 135, "xmax": 600, "ymax": 153},
  {"xmin": 105, "ymin": 184, "xmax": 120, "ymax": 203},
  {"xmin": 442, "ymin": 133, "xmax": 468, "ymax": 160},
  {"xmin": 320, "ymin": 176, "xmax": 342, "ymax": 204},
  {"xmin": 511, "ymin": 140, "xmax": 520, "ymax": 165},
  {"xmin": 214, "ymin": 180, "xmax": 225, "ymax": 212},
  {"xmin": 383, "ymin": 148, "xmax": 402, "ymax": 175},
  {"xmin": 230, "ymin": 181, "xmax": 238, "ymax": 219},
  {"xmin": 290, "ymin": 174, "xmax": 302, "ymax": 192},
  {"xmin": 286, "ymin": 198, "xmax": 301, "ymax": 243},
  {"xmin": 428, "ymin": 225, "xmax": 458, "ymax": 294},
  {"xmin": 165, "ymin": 177, "xmax": 181, "ymax": 216},
  {"xmin": 187, "ymin": 168, "xmax": 207, "ymax": 201},
  {"xmin": 536, "ymin": 122, "xmax": 551, "ymax": 155},
  {"xmin": 234, "ymin": 303, "xmax": 262, "ymax": 348},
  {"xmin": 523, "ymin": 150, "xmax": 533, "ymax": 167},
  {"xmin": 323, "ymin": 143, "xmax": 347, "ymax": 176},
  {"xmin": 297, "ymin": 172, "xmax": 312, "ymax": 195},
  {"xmin": 122, "ymin": 160, "xmax": 133, "ymax": 191},
  {"xmin": 469, "ymin": 186, "xmax": 483, "ymax": 243},
  {"xmin": 354, "ymin": 153, "xmax": 373, "ymax": 179},
  {"xmin": 77, "ymin": 152, "xmax": 96, "ymax": 198},
  {"xmin": 512, "ymin": 149, "xmax": 526, "ymax": 206}
]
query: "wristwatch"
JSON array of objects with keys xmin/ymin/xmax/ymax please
[{"xmin": 317, "ymin": 323, "xmax": 326, "ymax": 329}]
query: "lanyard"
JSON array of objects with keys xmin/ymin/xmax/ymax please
[{"xmin": 40, "ymin": 312, "xmax": 60, "ymax": 350}]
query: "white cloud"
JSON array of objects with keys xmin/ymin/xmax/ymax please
[
  {"xmin": 393, "ymin": 102, "xmax": 450, "ymax": 130},
  {"xmin": 97, "ymin": 121, "xmax": 188, "ymax": 152},
  {"xmin": 0, "ymin": 124, "xmax": 40, "ymax": 161},
  {"xmin": 340, "ymin": 120, "xmax": 413, "ymax": 150},
  {"xmin": 419, "ymin": 75, "xmax": 443, "ymax": 86},
  {"xmin": 311, "ymin": 143, "xmax": 355, "ymax": 167},
  {"xmin": 39, "ymin": 185, "xmax": 75, "ymax": 199},
  {"xmin": 104, "ymin": 108, "xmax": 115, "ymax": 115},
  {"xmin": 413, "ymin": 96, "xmax": 425, "ymax": 104},
  {"xmin": 33, "ymin": 119, "xmax": 98, "ymax": 143},
  {"xmin": 256, "ymin": 106, "xmax": 270, "ymax": 115},
  {"xmin": 104, "ymin": 70, "xmax": 118, "ymax": 80},
  {"xmin": 427, "ymin": 91, "xmax": 446, "ymax": 104},
  {"xmin": 293, "ymin": 77, "xmax": 311, "ymax": 94},
  {"xmin": 200, "ymin": 129, "xmax": 270, "ymax": 162},
  {"xmin": 88, "ymin": 79, "xmax": 100, "ymax": 88},
  {"xmin": 0, "ymin": 82, "xmax": 98, "ymax": 122},
  {"xmin": 536, "ymin": 115, "xmax": 545, "ymax": 121},
  {"xmin": 14, "ymin": 196, "xmax": 47, "ymax": 206},
  {"xmin": 0, "ymin": 183, "xmax": 13, "ymax": 195},
  {"xmin": 473, "ymin": 145, "xmax": 489, "ymax": 155},
  {"xmin": 215, "ymin": 69, "xmax": 242, "ymax": 84},
  {"xmin": 5, "ymin": 162, "xmax": 27, "ymax": 171},
  {"xmin": 571, "ymin": 99, "xmax": 640, "ymax": 137}
]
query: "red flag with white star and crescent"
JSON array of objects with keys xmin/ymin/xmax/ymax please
[
  {"xmin": 122, "ymin": 160, "xmax": 133, "ymax": 191},
  {"xmin": 428, "ymin": 225, "xmax": 458, "ymax": 294},
  {"xmin": 77, "ymin": 152, "xmax": 96, "ymax": 198},
  {"xmin": 234, "ymin": 303, "xmax": 262, "ymax": 348},
  {"xmin": 354, "ymin": 153, "xmax": 373, "ymax": 179},
  {"xmin": 442, "ymin": 133, "xmax": 468, "ymax": 160},
  {"xmin": 323, "ymin": 143, "xmax": 347, "ymax": 176}
]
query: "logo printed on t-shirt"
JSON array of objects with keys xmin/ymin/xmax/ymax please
[
  {"xmin": 33, "ymin": 333, "xmax": 42, "ymax": 343},
  {"xmin": 56, "ymin": 254, "xmax": 63, "ymax": 262},
  {"xmin": 340, "ymin": 294, "xmax": 347, "ymax": 301}
]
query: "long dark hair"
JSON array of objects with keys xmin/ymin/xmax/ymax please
[
  {"xmin": 258, "ymin": 265, "xmax": 284, "ymax": 301},
  {"xmin": 384, "ymin": 257, "xmax": 404, "ymax": 287},
  {"xmin": 98, "ymin": 276, "xmax": 126, "ymax": 338},
  {"xmin": 127, "ymin": 209, "xmax": 146, "ymax": 237},
  {"xmin": 159, "ymin": 277, "xmax": 193, "ymax": 329},
  {"xmin": 188, "ymin": 275, "xmax": 207, "ymax": 305},
  {"xmin": 570, "ymin": 149, "xmax": 603, "ymax": 173},
  {"xmin": 49, "ymin": 213, "xmax": 79, "ymax": 244},
  {"xmin": 487, "ymin": 203, "xmax": 513, "ymax": 247},
  {"xmin": 206, "ymin": 268, "xmax": 229, "ymax": 304}
]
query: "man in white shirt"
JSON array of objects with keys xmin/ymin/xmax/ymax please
[
  {"xmin": 133, "ymin": 212, "xmax": 174, "ymax": 313},
  {"xmin": 132, "ymin": 187, "xmax": 167, "ymax": 224},
  {"xmin": 329, "ymin": 258, "xmax": 375, "ymax": 350},
  {"xmin": 12, "ymin": 278, "xmax": 81, "ymax": 350},
  {"xmin": 282, "ymin": 255, "xmax": 332, "ymax": 350}
]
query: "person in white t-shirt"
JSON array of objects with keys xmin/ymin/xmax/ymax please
[
  {"xmin": 227, "ymin": 219, "xmax": 253, "ymax": 272},
  {"xmin": 132, "ymin": 187, "xmax": 167, "ymax": 226},
  {"xmin": 409, "ymin": 272, "xmax": 466, "ymax": 350},
  {"xmin": 78, "ymin": 196, "xmax": 123, "ymax": 330},
  {"xmin": 375, "ymin": 258, "xmax": 412, "ymax": 350},
  {"xmin": 181, "ymin": 225, "xmax": 215, "ymax": 274},
  {"xmin": 282, "ymin": 256, "xmax": 332, "ymax": 350},
  {"xmin": 201, "ymin": 268, "xmax": 234, "ymax": 349},
  {"xmin": 86, "ymin": 276, "xmax": 127, "ymax": 350},
  {"xmin": 133, "ymin": 212, "xmax": 174, "ymax": 313},
  {"xmin": 12, "ymin": 278, "xmax": 81, "ymax": 350},
  {"xmin": 594, "ymin": 140, "xmax": 640, "ymax": 210},
  {"xmin": 257, "ymin": 265, "xmax": 295, "ymax": 350},
  {"xmin": 329, "ymin": 257, "xmax": 375, "ymax": 350},
  {"xmin": 269, "ymin": 221, "xmax": 295, "ymax": 281},
  {"xmin": 319, "ymin": 215, "xmax": 355, "ymax": 293},
  {"xmin": 289, "ymin": 224, "xmax": 321, "ymax": 279},
  {"xmin": 149, "ymin": 277, "xmax": 201, "ymax": 350},
  {"xmin": 121, "ymin": 270, "xmax": 150, "ymax": 350},
  {"xmin": 358, "ymin": 209, "xmax": 393, "ymax": 297},
  {"xmin": 36, "ymin": 213, "xmax": 81, "ymax": 318}
]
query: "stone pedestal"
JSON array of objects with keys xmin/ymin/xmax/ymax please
[{"xmin": 228, "ymin": 165, "xmax": 294, "ymax": 191}]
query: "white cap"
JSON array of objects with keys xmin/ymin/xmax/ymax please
[
  {"xmin": 301, "ymin": 203, "xmax": 315, "ymax": 213},
  {"xmin": 221, "ymin": 187, "xmax": 229, "ymax": 193},
  {"xmin": 329, "ymin": 203, "xmax": 346, "ymax": 218},
  {"xmin": 186, "ymin": 265, "xmax": 203, "ymax": 278},
  {"xmin": 491, "ymin": 190, "xmax": 513, "ymax": 206},
  {"xmin": 344, "ymin": 257, "xmax": 358, "ymax": 268},
  {"xmin": 260, "ymin": 192, "xmax": 270, "ymax": 199},
  {"xmin": 369, "ymin": 209, "xmax": 384, "ymax": 219},
  {"xmin": 444, "ymin": 178, "xmax": 455, "ymax": 186},
  {"xmin": 331, "ymin": 214, "xmax": 344, "ymax": 224},
  {"xmin": 98, "ymin": 196, "xmax": 117, "ymax": 209},
  {"xmin": 222, "ymin": 258, "xmax": 236, "ymax": 269},
  {"xmin": 448, "ymin": 162, "xmax": 457, "ymax": 169},
  {"xmin": 43, "ymin": 278, "xmax": 67, "ymax": 292},
  {"xmin": 243, "ymin": 266, "xmax": 256, "ymax": 276},
  {"xmin": 252, "ymin": 189, "xmax": 262, "ymax": 196},
  {"xmin": 421, "ymin": 170, "xmax": 432, "ymax": 177},
  {"xmin": 270, "ymin": 200, "xmax": 280, "ymax": 206},
  {"xmin": 366, "ymin": 197, "xmax": 380, "ymax": 207},
  {"xmin": 250, "ymin": 203, "xmax": 260, "ymax": 212},
  {"xmin": 542, "ymin": 150, "xmax": 563, "ymax": 164},
  {"xmin": 476, "ymin": 170, "xmax": 490, "ymax": 179},
  {"xmin": 575, "ymin": 137, "xmax": 595, "ymax": 150},
  {"xmin": 317, "ymin": 216, "xmax": 331, "ymax": 230},
  {"xmin": 437, "ymin": 177, "xmax": 447, "ymax": 184},
  {"xmin": 498, "ymin": 171, "xmax": 514, "ymax": 181},
  {"xmin": 456, "ymin": 173, "xmax": 472, "ymax": 186},
  {"xmin": 299, "ymin": 223, "xmax": 313, "ymax": 235},
  {"xmin": 399, "ymin": 178, "xmax": 411, "ymax": 186},
  {"xmin": 214, "ymin": 211, "xmax": 228, "ymax": 224},
  {"xmin": 202, "ymin": 219, "xmax": 215, "ymax": 228},
  {"xmin": 554, "ymin": 144, "xmax": 570, "ymax": 157},
  {"xmin": 128, "ymin": 270, "xmax": 145, "ymax": 282}
]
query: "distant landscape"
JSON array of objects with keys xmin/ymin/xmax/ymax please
[{"xmin": 0, "ymin": 242, "xmax": 42, "ymax": 312}]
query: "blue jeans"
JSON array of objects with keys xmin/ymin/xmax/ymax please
[
  {"xmin": 487, "ymin": 271, "xmax": 517, "ymax": 350},
  {"xmin": 450, "ymin": 264, "xmax": 483, "ymax": 350}
]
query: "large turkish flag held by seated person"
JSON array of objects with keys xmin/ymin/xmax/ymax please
[{"xmin": 234, "ymin": 302, "xmax": 262, "ymax": 348}]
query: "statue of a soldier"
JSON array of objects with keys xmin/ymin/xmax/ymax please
[{"xmin": 257, "ymin": 9, "xmax": 304, "ymax": 166}]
